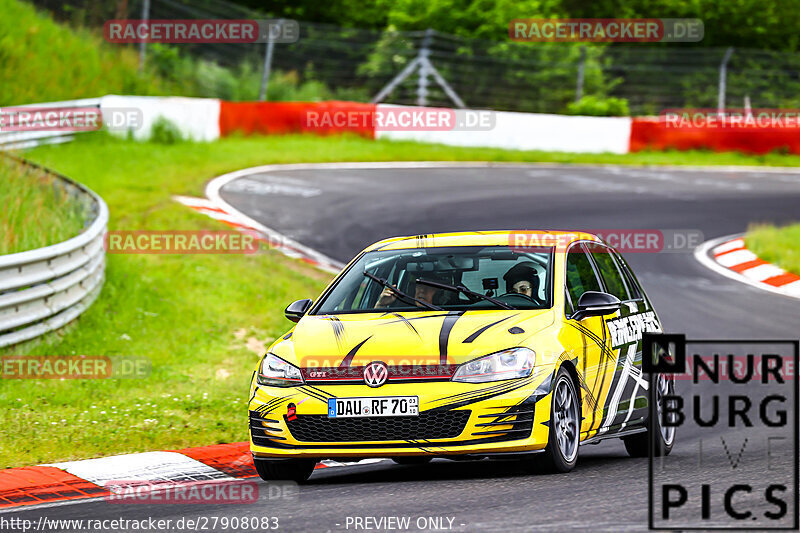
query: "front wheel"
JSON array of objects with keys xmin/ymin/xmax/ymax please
[
  {"xmin": 523, "ymin": 367, "xmax": 580, "ymax": 473},
  {"xmin": 623, "ymin": 373, "xmax": 676, "ymax": 457},
  {"xmin": 253, "ymin": 458, "xmax": 317, "ymax": 483}
]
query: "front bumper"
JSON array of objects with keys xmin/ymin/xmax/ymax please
[{"xmin": 249, "ymin": 368, "xmax": 553, "ymax": 458}]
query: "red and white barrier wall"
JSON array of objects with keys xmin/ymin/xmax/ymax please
[
  {"xmin": 102, "ymin": 95, "xmax": 221, "ymax": 141},
  {"xmin": 629, "ymin": 116, "xmax": 800, "ymax": 155},
  {"xmin": 375, "ymin": 107, "xmax": 632, "ymax": 154},
  {"xmin": 95, "ymin": 96, "xmax": 800, "ymax": 155}
]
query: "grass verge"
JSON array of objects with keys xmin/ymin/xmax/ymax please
[
  {"xmin": 0, "ymin": 0, "xmax": 166, "ymax": 105},
  {"xmin": 745, "ymin": 223, "xmax": 800, "ymax": 275},
  {"xmin": 3, "ymin": 132, "xmax": 800, "ymax": 467},
  {"xmin": 0, "ymin": 157, "xmax": 86, "ymax": 254}
]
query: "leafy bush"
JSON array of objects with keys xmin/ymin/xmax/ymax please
[
  {"xmin": 566, "ymin": 96, "xmax": 630, "ymax": 117},
  {"xmin": 150, "ymin": 117, "xmax": 184, "ymax": 144}
]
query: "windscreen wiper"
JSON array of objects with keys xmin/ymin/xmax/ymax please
[
  {"xmin": 416, "ymin": 278, "xmax": 517, "ymax": 310},
  {"xmin": 363, "ymin": 272, "xmax": 443, "ymax": 311}
]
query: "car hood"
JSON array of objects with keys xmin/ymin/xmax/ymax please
[{"xmin": 284, "ymin": 309, "xmax": 555, "ymax": 368}]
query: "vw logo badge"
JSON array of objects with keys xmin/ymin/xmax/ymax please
[{"xmin": 363, "ymin": 361, "xmax": 388, "ymax": 387}]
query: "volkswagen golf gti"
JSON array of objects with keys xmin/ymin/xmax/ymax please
[{"xmin": 248, "ymin": 231, "xmax": 675, "ymax": 481}]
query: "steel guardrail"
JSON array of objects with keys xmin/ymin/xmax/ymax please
[
  {"xmin": 0, "ymin": 156, "xmax": 108, "ymax": 348},
  {"xmin": 0, "ymin": 98, "xmax": 101, "ymax": 151}
]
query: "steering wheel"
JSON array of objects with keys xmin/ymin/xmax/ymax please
[{"xmin": 497, "ymin": 291, "xmax": 544, "ymax": 306}]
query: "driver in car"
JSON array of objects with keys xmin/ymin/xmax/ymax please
[
  {"xmin": 502, "ymin": 263, "xmax": 540, "ymax": 299},
  {"xmin": 376, "ymin": 275, "xmax": 445, "ymax": 308}
]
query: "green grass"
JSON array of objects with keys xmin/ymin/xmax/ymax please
[
  {"xmin": 0, "ymin": 0, "xmax": 364, "ymax": 106},
  {"xmin": 0, "ymin": 0, "xmax": 169, "ymax": 106},
  {"xmin": 746, "ymin": 223, "xmax": 800, "ymax": 275},
  {"xmin": 0, "ymin": 157, "xmax": 86, "ymax": 254},
  {"xmin": 5, "ymin": 132, "xmax": 800, "ymax": 467}
]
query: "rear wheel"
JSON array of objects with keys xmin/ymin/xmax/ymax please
[
  {"xmin": 623, "ymin": 373, "xmax": 676, "ymax": 457},
  {"xmin": 523, "ymin": 367, "xmax": 580, "ymax": 473},
  {"xmin": 253, "ymin": 458, "xmax": 316, "ymax": 483},
  {"xmin": 391, "ymin": 457, "xmax": 433, "ymax": 465}
]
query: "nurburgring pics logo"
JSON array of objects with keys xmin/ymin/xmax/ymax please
[
  {"xmin": 509, "ymin": 18, "xmax": 703, "ymax": 43},
  {"xmin": 104, "ymin": 19, "xmax": 299, "ymax": 43},
  {"xmin": 646, "ymin": 336, "xmax": 799, "ymax": 530}
]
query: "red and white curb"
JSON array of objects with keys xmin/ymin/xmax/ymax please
[
  {"xmin": 0, "ymin": 441, "xmax": 390, "ymax": 510},
  {"xmin": 695, "ymin": 234, "xmax": 800, "ymax": 299},
  {"xmin": 174, "ymin": 194, "xmax": 343, "ymax": 274}
]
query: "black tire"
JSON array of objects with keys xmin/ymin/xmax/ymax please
[
  {"xmin": 523, "ymin": 367, "xmax": 580, "ymax": 474},
  {"xmin": 253, "ymin": 458, "xmax": 316, "ymax": 483},
  {"xmin": 623, "ymin": 374, "xmax": 676, "ymax": 457},
  {"xmin": 391, "ymin": 457, "xmax": 433, "ymax": 465}
]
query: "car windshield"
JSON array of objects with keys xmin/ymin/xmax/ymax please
[{"xmin": 314, "ymin": 245, "xmax": 553, "ymax": 314}]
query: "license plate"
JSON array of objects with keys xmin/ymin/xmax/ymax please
[{"xmin": 327, "ymin": 396, "xmax": 419, "ymax": 418}]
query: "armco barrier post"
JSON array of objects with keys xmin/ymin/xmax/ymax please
[
  {"xmin": 416, "ymin": 28, "xmax": 434, "ymax": 106},
  {"xmin": 717, "ymin": 47, "xmax": 734, "ymax": 114},
  {"xmin": 575, "ymin": 46, "xmax": 586, "ymax": 103},
  {"xmin": 259, "ymin": 19, "xmax": 283, "ymax": 101},
  {"xmin": 138, "ymin": 0, "xmax": 150, "ymax": 73}
]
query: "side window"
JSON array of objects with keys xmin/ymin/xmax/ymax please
[
  {"xmin": 564, "ymin": 288, "xmax": 574, "ymax": 314},
  {"xmin": 565, "ymin": 244, "xmax": 602, "ymax": 308},
  {"xmin": 587, "ymin": 243, "xmax": 630, "ymax": 301},
  {"xmin": 614, "ymin": 252, "xmax": 643, "ymax": 300}
]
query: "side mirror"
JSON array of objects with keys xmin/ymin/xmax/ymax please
[
  {"xmin": 285, "ymin": 299, "xmax": 313, "ymax": 323},
  {"xmin": 570, "ymin": 291, "xmax": 621, "ymax": 321}
]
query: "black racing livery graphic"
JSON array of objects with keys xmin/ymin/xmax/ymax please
[
  {"xmin": 606, "ymin": 309, "xmax": 661, "ymax": 349},
  {"xmin": 462, "ymin": 315, "xmax": 517, "ymax": 343}
]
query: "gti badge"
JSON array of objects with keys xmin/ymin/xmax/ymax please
[{"xmin": 363, "ymin": 361, "xmax": 388, "ymax": 387}]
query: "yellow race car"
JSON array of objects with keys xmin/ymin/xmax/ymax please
[{"xmin": 249, "ymin": 231, "xmax": 675, "ymax": 481}]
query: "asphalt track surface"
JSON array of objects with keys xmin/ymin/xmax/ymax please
[{"xmin": 10, "ymin": 164, "xmax": 800, "ymax": 532}]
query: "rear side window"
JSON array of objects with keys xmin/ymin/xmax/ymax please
[
  {"xmin": 565, "ymin": 244, "xmax": 602, "ymax": 306},
  {"xmin": 614, "ymin": 252, "xmax": 643, "ymax": 300},
  {"xmin": 587, "ymin": 243, "xmax": 631, "ymax": 301}
]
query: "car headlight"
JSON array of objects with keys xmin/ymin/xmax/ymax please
[
  {"xmin": 452, "ymin": 347, "xmax": 535, "ymax": 383},
  {"xmin": 257, "ymin": 353, "xmax": 304, "ymax": 387}
]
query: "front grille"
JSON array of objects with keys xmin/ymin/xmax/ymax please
[{"xmin": 286, "ymin": 410, "xmax": 471, "ymax": 442}]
